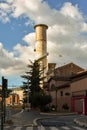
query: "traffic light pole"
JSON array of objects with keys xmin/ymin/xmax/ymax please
[
  {"xmin": 1, "ymin": 86, "xmax": 4, "ymax": 130},
  {"xmin": 3, "ymin": 95, "xmax": 6, "ymax": 123},
  {"xmin": 1, "ymin": 77, "xmax": 8, "ymax": 130}
]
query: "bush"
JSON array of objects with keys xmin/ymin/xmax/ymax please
[
  {"xmin": 62, "ymin": 103, "xmax": 69, "ymax": 110},
  {"xmin": 41, "ymin": 106, "xmax": 51, "ymax": 112},
  {"xmin": 51, "ymin": 105, "xmax": 56, "ymax": 111},
  {"xmin": 30, "ymin": 92, "xmax": 52, "ymax": 110}
]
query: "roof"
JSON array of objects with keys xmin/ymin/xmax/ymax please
[
  {"xmin": 55, "ymin": 62, "xmax": 84, "ymax": 72},
  {"xmin": 46, "ymin": 63, "xmax": 87, "ymax": 90},
  {"xmin": 48, "ymin": 76, "xmax": 70, "ymax": 83},
  {"xmin": 54, "ymin": 62, "xmax": 84, "ymax": 77},
  {"xmin": 71, "ymin": 70, "xmax": 87, "ymax": 82}
]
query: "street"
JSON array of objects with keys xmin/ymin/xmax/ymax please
[
  {"xmin": 1, "ymin": 109, "xmax": 87, "ymax": 130},
  {"xmin": 3, "ymin": 125, "xmax": 87, "ymax": 130}
]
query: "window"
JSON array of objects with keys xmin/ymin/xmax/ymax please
[{"xmin": 60, "ymin": 91, "xmax": 63, "ymax": 96}]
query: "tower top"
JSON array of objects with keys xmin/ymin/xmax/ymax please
[{"xmin": 34, "ymin": 24, "xmax": 48, "ymax": 29}]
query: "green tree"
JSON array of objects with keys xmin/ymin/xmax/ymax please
[
  {"xmin": 21, "ymin": 60, "xmax": 41, "ymax": 104},
  {"xmin": 28, "ymin": 61, "xmax": 41, "ymax": 94},
  {"xmin": 29, "ymin": 92, "xmax": 52, "ymax": 110},
  {"xmin": 21, "ymin": 60, "xmax": 52, "ymax": 110}
]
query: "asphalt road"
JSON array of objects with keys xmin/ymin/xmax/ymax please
[
  {"xmin": 1, "ymin": 110, "xmax": 87, "ymax": 130},
  {"xmin": 37, "ymin": 115, "xmax": 86, "ymax": 130}
]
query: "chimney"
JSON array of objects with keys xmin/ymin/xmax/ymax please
[{"xmin": 34, "ymin": 24, "xmax": 48, "ymax": 84}]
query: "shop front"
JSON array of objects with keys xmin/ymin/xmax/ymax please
[{"xmin": 71, "ymin": 91, "xmax": 87, "ymax": 115}]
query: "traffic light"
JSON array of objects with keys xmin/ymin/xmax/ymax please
[
  {"xmin": 2, "ymin": 77, "xmax": 8, "ymax": 98},
  {"xmin": 2, "ymin": 77, "xmax": 8, "ymax": 91}
]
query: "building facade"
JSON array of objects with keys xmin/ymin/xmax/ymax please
[
  {"xmin": 46, "ymin": 63, "xmax": 87, "ymax": 115},
  {"xmin": 71, "ymin": 71, "xmax": 87, "ymax": 115}
]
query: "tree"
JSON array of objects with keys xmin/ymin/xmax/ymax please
[
  {"xmin": 21, "ymin": 60, "xmax": 42, "ymax": 104},
  {"xmin": 21, "ymin": 60, "xmax": 52, "ymax": 110},
  {"xmin": 28, "ymin": 61, "xmax": 41, "ymax": 94},
  {"xmin": 29, "ymin": 92, "xmax": 52, "ymax": 110}
]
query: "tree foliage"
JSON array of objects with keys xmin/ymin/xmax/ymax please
[
  {"xmin": 21, "ymin": 60, "xmax": 52, "ymax": 110},
  {"xmin": 21, "ymin": 60, "xmax": 41, "ymax": 103},
  {"xmin": 29, "ymin": 92, "xmax": 52, "ymax": 109}
]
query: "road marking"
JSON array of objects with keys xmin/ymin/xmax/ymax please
[
  {"xmin": 40, "ymin": 126, "xmax": 45, "ymax": 130},
  {"xmin": 61, "ymin": 126, "xmax": 70, "ymax": 129},
  {"xmin": 73, "ymin": 126, "xmax": 86, "ymax": 130},
  {"xmin": 26, "ymin": 126, "xmax": 33, "ymax": 130},
  {"xmin": 50, "ymin": 126, "xmax": 59, "ymax": 130},
  {"xmin": 14, "ymin": 127, "xmax": 22, "ymax": 130},
  {"xmin": 37, "ymin": 126, "xmax": 43, "ymax": 130}
]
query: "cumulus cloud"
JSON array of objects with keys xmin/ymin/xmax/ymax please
[
  {"xmin": 23, "ymin": 32, "xmax": 35, "ymax": 47},
  {"xmin": 0, "ymin": 1, "xmax": 13, "ymax": 23},
  {"xmin": 0, "ymin": 0, "xmax": 87, "ymax": 79},
  {"xmin": 13, "ymin": 43, "xmax": 35, "ymax": 63},
  {"xmin": 0, "ymin": 42, "xmax": 26, "ymax": 75}
]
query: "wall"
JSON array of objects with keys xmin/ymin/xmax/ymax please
[
  {"xmin": 71, "ymin": 77, "xmax": 87, "ymax": 92},
  {"xmin": 49, "ymin": 79, "xmax": 71, "ymax": 111}
]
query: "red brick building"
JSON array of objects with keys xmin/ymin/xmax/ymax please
[
  {"xmin": 0, "ymin": 86, "xmax": 20, "ymax": 106},
  {"xmin": 6, "ymin": 93, "xmax": 19, "ymax": 106}
]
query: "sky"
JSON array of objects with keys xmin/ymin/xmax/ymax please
[{"xmin": 0, "ymin": 0, "xmax": 87, "ymax": 87}]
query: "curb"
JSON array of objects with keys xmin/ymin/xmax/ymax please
[
  {"xmin": 40, "ymin": 112, "xmax": 78, "ymax": 116},
  {"xmin": 33, "ymin": 113, "xmax": 77, "ymax": 126},
  {"xmin": 74, "ymin": 118, "xmax": 87, "ymax": 128}
]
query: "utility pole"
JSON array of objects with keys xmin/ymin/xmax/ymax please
[{"xmin": 1, "ymin": 76, "xmax": 8, "ymax": 130}]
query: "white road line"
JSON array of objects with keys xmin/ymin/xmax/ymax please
[
  {"xmin": 26, "ymin": 126, "xmax": 33, "ymax": 130},
  {"xmin": 39, "ymin": 126, "xmax": 45, "ymax": 130},
  {"xmin": 37, "ymin": 126, "xmax": 43, "ymax": 130},
  {"xmin": 50, "ymin": 126, "xmax": 59, "ymax": 130},
  {"xmin": 13, "ymin": 127, "xmax": 22, "ymax": 130},
  {"xmin": 61, "ymin": 126, "xmax": 70, "ymax": 130},
  {"xmin": 73, "ymin": 126, "xmax": 86, "ymax": 130}
]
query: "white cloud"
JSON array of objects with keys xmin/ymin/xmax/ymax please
[
  {"xmin": 60, "ymin": 2, "xmax": 83, "ymax": 20},
  {"xmin": 0, "ymin": 42, "xmax": 26, "ymax": 75},
  {"xmin": 13, "ymin": 43, "xmax": 35, "ymax": 63},
  {"xmin": 0, "ymin": 1, "xmax": 13, "ymax": 23},
  {"xmin": 23, "ymin": 32, "xmax": 35, "ymax": 47},
  {"xmin": 0, "ymin": 0, "xmax": 87, "ymax": 79}
]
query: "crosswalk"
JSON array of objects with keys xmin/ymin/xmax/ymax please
[{"xmin": 3, "ymin": 125, "xmax": 87, "ymax": 130}]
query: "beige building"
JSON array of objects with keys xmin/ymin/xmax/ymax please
[
  {"xmin": 11, "ymin": 87, "xmax": 24, "ymax": 104},
  {"xmin": 46, "ymin": 62, "xmax": 87, "ymax": 115},
  {"xmin": 71, "ymin": 71, "xmax": 87, "ymax": 115}
]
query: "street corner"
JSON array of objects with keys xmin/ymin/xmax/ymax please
[{"xmin": 74, "ymin": 117, "xmax": 87, "ymax": 128}]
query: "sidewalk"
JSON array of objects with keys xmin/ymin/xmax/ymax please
[{"xmin": 74, "ymin": 115, "xmax": 87, "ymax": 128}]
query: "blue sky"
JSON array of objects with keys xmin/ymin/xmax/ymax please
[{"xmin": 0, "ymin": 0, "xmax": 87, "ymax": 87}]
